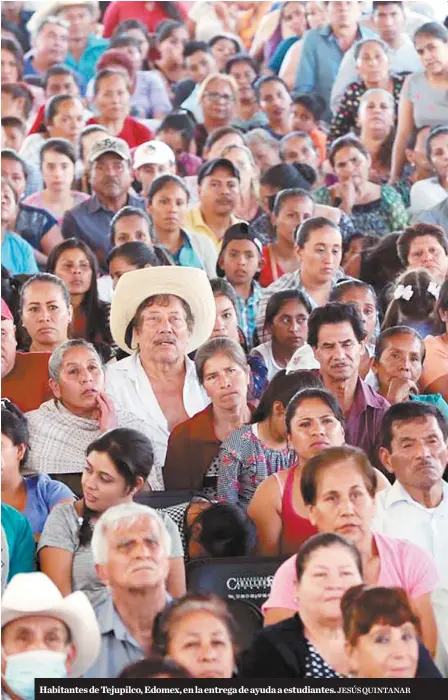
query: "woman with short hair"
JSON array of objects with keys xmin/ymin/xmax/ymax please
[{"xmin": 195, "ymin": 73, "xmax": 238, "ymax": 157}]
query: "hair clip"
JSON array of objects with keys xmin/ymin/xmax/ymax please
[
  {"xmin": 394, "ymin": 284, "xmax": 413, "ymax": 302},
  {"xmin": 428, "ymin": 281, "xmax": 440, "ymax": 299}
]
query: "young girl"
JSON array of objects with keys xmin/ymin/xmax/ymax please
[
  {"xmin": 259, "ymin": 188, "xmax": 313, "ymax": 288},
  {"xmin": 292, "ymin": 93, "xmax": 327, "ymax": 163},
  {"xmin": 252, "ymin": 290, "xmax": 312, "ymax": 381},
  {"xmin": 382, "ymin": 268, "xmax": 440, "ymax": 338}
]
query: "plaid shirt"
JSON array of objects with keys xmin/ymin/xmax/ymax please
[{"xmin": 233, "ymin": 280, "xmax": 263, "ymax": 350}]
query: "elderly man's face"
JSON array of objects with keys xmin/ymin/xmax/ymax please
[
  {"xmin": 97, "ymin": 516, "xmax": 169, "ymax": 591},
  {"xmin": 2, "ymin": 615, "xmax": 75, "ymax": 672},
  {"xmin": 35, "ymin": 22, "xmax": 69, "ymax": 64},
  {"xmin": 91, "ymin": 153, "xmax": 132, "ymax": 201},
  {"xmin": 134, "ymin": 296, "xmax": 191, "ymax": 363},
  {"xmin": 1, "ymin": 318, "xmax": 17, "ymax": 379}
]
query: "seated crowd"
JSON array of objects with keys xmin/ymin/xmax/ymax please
[{"xmin": 1, "ymin": 0, "xmax": 448, "ymax": 689}]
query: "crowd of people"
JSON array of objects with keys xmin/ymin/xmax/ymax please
[{"xmin": 1, "ymin": 0, "xmax": 448, "ymax": 690}]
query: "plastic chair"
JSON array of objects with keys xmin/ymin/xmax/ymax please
[{"xmin": 226, "ymin": 599, "xmax": 263, "ymax": 651}]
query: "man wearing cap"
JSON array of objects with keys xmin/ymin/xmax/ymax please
[
  {"xmin": 1, "ymin": 572, "xmax": 100, "ymax": 696},
  {"xmin": 85, "ymin": 503, "xmax": 171, "ymax": 678},
  {"xmin": 61, "ymin": 136, "xmax": 145, "ymax": 272},
  {"xmin": 133, "ymin": 140, "xmax": 176, "ymax": 198},
  {"xmin": 106, "ymin": 267, "xmax": 215, "ymax": 468},
  {"xmin": 183, "ymin": 157, "xmax": 243, "ymax": 248},
  {"xmin": 1, "ymin": 299, "xmax": 53, "ymax": 413}
]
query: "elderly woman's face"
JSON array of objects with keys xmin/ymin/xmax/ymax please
[
  {"xmin": 202, "ymin": 351, "xmax": 249, "ymax": 410},
  {"xmin": 95, "ymin": 74, "xmax": 130, "ymax": 121},
  {"xmin": 358, "ymin": 93, "xmax": 394, "ymax": 133},
  {"xmin": 288, "ymin": 397, "xmax": 344, "ymax": 462},
  {"xmin": 201, "ymin": 78, "xmax": 236, "ymax": 124},
  {"xmin": 296, "ymin": 544, "xmax": 362, "ymax": 623},
  {"xmin": 356, "ymin": 41, "xmax": 389, "ymax": 85},
  {"xmin": 167, "ymin": 610, "xmax": 235, "ymax": 678},
  {"xmin": 21, "ymin": 281, "xmax": 71, "ymax": 350},
  {"xmin": 348, "ymin": 621, "xmax": 419, "ymax": 679},
  {"xmin": 307, "ymin": 459, "xmax": 376, "ymax": 546},
  {"xmin": 50, "ymin": 346, "xmax": 105, "ymax": 414},
  {"xmin": 333, "ymin": 145, "xmax": 369, "ymax": 186},
  {"xmin": 134, "ymin": 296, "xmax": 191, "ymax": 362}
]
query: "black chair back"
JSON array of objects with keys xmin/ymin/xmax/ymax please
[{"xmin": 134, "ymin": 489, "xmax": 195, "ymax": 509}]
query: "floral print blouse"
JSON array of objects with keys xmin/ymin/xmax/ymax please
[{"xmin": 330, "ymin": 73, "xmax": 406, "ymax": 143}]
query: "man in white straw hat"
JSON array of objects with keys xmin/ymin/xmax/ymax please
[
  {"xmin": 106, "ymin": 266, "xmax": 216, "ymax": 468},
  {"xmin": 1, "ymin": 572, "xmax": 100, "ymax": 698}
]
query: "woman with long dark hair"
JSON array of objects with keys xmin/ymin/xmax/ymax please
[{"xmin": 47, "ymin": 238, "xmax": 114, "ymax": 361}]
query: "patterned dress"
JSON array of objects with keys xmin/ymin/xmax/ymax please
[
  {"xmin": 329, "ymin": 74, "xmax": 406, "ymax": 143},
  {"xmin": 314, "ymin": 184, "xmax": 409, "ymax": 236}
]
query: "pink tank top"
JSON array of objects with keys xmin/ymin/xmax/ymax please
[{"xmin": 275, "ymin": 467, "xmax": 318, "ymax": 554}]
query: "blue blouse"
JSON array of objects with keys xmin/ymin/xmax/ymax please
[{"xmin": 23, "ymin": 474, "xmax": 74, "ymax": 536}]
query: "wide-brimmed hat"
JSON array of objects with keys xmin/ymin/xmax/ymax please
[
  {"xmin": 110, "ymin": 267, "xmax": 216, "ymax": 355},
  {"xmin": 1, "ymin": 573, "xmax": 101, "ymax": 678}
]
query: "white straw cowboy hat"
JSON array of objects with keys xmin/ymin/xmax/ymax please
[
  {"xmin": 1, "ymin": 573, "xmax": 101, "ymax": 678},
  {"xmin": 110, "ymin": 266, "xmax": 216, "ymax": 355}
]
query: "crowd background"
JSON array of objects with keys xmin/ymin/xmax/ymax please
[{"xmin": 1, "ymin": 0, "xmax": 448, "ymax": 691}]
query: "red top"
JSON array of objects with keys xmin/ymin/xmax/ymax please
[
  {"xmin": 86, "ymin": 116, "xmax": 153, "ymax": 149},
  {"xmin": 259, "ymin": 245, "xmax": 285, "ymax": 288},
  {"xmin": 102, "ymin": 1, "xmax": 189, "ymax": 37},
  {"xmin": 280, "ymin": 467, "xmax": 318, "ymax": 554},
  {"xmin": 28, "ymin": 104, "xmax": 45, "ymax": 135}
]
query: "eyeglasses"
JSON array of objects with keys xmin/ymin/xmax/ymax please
[{"xmin": 203, "ymin": 92, "xmax": 235, "ymax": 104}]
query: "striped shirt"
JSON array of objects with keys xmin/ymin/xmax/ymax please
[{"xmin": 233, "ymin": 280, "xmax": 263, "ymax": 350}]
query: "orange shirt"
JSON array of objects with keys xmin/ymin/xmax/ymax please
[{"xmin": 2, "ymin": 352, "xmax": 52, "ymax": 413}]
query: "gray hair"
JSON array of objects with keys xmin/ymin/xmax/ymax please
[
  {"xmin": 354, "ymin": 37, "xmax": 390, "ymax": 61},
  {"xmin": 48, "ymin": 339, "xmax": 103, "ymax": 382},
  {"xmin": 221, "ymin": 144, "xmax": 256, "ymax": 167},
  {"xmin": 358, "ymin": 88, "xmax": 395, "ymax": 116},
  {"xmin": 195, "ymin": 337, "xmax": 248, "ymax": 384},
  {"xmin": 91, "ymin": 502, "xmax": 172, "ymax": 565},
  {"xmin": 246, "ymin": 128, "xmax": 280, "ymax": 152},
  {"xmin": 279, "ymin": 131, "xmax": 314, "ymax": 159},
  {"xmin": 20, "ymin": 273, "xmax": 71, "ymax": 314}
]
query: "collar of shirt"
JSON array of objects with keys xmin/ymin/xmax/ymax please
[
  {"xmin": 320, "ymin": 22, "xmax": 369, "ymax": 41},
  {"xmin": 233, "ymin": 280, "xmax": 263, "ymax": 308},
  {"xmin": 160, "ymin": 230, "xmax": 200, "ymax": 268},
  {"xmin": 97, "ymin": 592, "xmax": 172, "ymax": 642},
  {"xmin": 116, "ymin": 351, "xmax": 198, "ymax": 384},
  {"xmin": 187, "ymin": 206, "xmax": 241, "ymax": 243},
  {"xmin": 350, "ymin": 377, "xmax": 387, "ymax": 415},
  {"xmin": 382, "ymin": 478, "xmax": 448, "ymax": 512}
]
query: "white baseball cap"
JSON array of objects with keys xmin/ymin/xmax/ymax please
[{"xmin": 133, "ymin": 141, "xmax": 176, "ymax": 170}]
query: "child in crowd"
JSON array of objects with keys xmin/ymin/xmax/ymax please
[
  {"xmin": 291, "ymin": 93, "xmax": 328, "ymax": 163},
  {"xmin": 382, "ymin": 269, "xmax": 440, "ymax": 338},
  {"xmin": 217, "ymin": 222, "xmax": 263, "ymax": 350}
]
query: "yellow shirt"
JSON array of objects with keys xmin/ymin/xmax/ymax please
[{"xmin": 183, "ymin": 205, "xmax": 243, "ymax": 250}]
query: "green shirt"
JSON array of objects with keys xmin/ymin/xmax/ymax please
[{"xmin": 1, "ymin": 503, "xmax": 36, "ymax": 583}]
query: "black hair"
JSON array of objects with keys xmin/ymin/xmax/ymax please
[
  {"xmin": 209, "ymin": 277, "xmax": 238, "ymax": 310},
  {"xmin": 343, "ymin": 230, "xmax": 380, "ymax": 256},
  {"xmin": 414, "ymin": 21, "xmax": 448, "ymax": 44},
  {"xmin": 296, "ymin": 532, "xmax": 363, "ymax": 581},
  {"xmin": 330, "ymin": 279, "xmax": 377, "ymax": 306},
  {"xmin": 1, "ymin": 116, "xmax": 25, "ymax": 133},
  {"xmin": 1, "ymin": 37, "xmax": 24, "ymax": 80},
  {"xmin": 433, "ymin": 278, "xmax": 448, "ymax": 336},
  {"xmin": 184, "ymin": 40, "xmax": 210, "ymax": 59},
  {"xmin": 1, "ymin": 149, "xmax": 27, "ymax": 178},
  {"xmin": 46, "ymin": 239, "xmax": 108, "ymax": 347},
  {"xmin": 397, "ymin": 222, "xmax": 448, "ymax": 267},
  {"xmin": 113, "ymin": 19, "xmax": 151, "ymax": 41},
  {"xmin": 1, "ymin": 83, "xmax": 33, "ymax": 120},
  {"xmin": 156, "ymin": 19, "xmax": 184, "ymax": 44},
  {"xmin": 296, "ymin": 216, "xmax": 341, "ymax": 248},
  {"xmin": 109, "ymin": 35, "xmax": 142, "ymax": 51},
  {"xmin": 372, "ymin": 1, "xmax": 404, "ymax": 10},
  {"xmin": 147, "ymin": 174, "xmax": 190, "ymax": 204},
  {"xmin": 380, "ymin": 401, "xmax": 448, "ymax": 451},
  {"xmin": 204, "ymin": 126, "xmax": 245, "ymax": 153},
  {"xmin": 382, "ymin": 269, "xmax": 438, "ymax": 329},
  {"xmin": 272, "ymin": 187, "xmax": 314, "ymax": 216},
  {"xmin": 44, "ymin": 93, "xmax": 82, "ymax": 125},
  {"xmin": 264, "ymin": 289, "xmax": 312, "ymax": 331},
  {"xmin": 374, "ymin": 325, "xmax": 425, "ymax": 363},
  {"xmin": 1, "ymin": 400, "xmax": 30, "ymax": 467},
  {"xmin": 285, "ymin": 387, "xmax": 344, "ymax": 435},
  {"xmin": 40, "ymin": 137, "xmax": 76, "ymax": 167},
  {"xmin": 328, "ymin": 134, "xmax": 370, "ymax": 168},
  {"xmin": 359, "ymin": 232, "xmax": 405, "ymax": 295},
  {"xmin": 107, "ymin": 241, "xmax": 161, "ymax": 269},
  {"xmin": 79, "ymin": 428, "xmax": 154, "ymax": 546},
  {"xmin": 253, "ymin": 370, "xmax": 323, "ymax": 423},
  {"xmin": 110, "ymin": 206, "xmax": 152, "ymax": 245},
  {"xmin": 208, "ymin": 34, "xmax": 240, "ymax": 53},
  {"xmin": 93, "ymin": 68, "xmax": 130, "ymax": 96},
  {"xmin": 254, "ymin": 74, "xmax": 290, "ymax": 102},
  {"xmin": 119, "ymin": 657, "xmax": 191, "ymax": 679},
  {"xmin": 291, "ymin": 92, "xmax": 326, "ymax": 121},
  {"xmin": 43, "ymin": 64, "xmax": 79, "ymax": 90},
  {"xmin": 225, "ymin": 53, "xmax": 259, "ymax": 77},
  {"xmin": 260, "ymin": 163, "xmax": 316, "ymax": 210},
  {"xmin": 156, "ymin": 112, "xmax": 196, "ymax": 150},
  {"xmin": 308, "ymin": 302, "xmax": 366, "ymax": 348},
  {"xmin": 426, "ymin": 125, "xmax": 448, "ymax": 161},
  {"xmin": 190, "ymin": 503, "xmax": 256, "ymax": 557},
  {"xmin": 79, "ymin": 124, "xmax": 108, "ymax": 161},
  {"xmin": 20, "ymin": 272, "xmax": 71, "ymax": 313}
]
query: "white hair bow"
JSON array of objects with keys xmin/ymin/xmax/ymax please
[
  {"xmin": 394, "ymin": 284, "xmax": 413, "ymax": 302},
  {"xmin": 428, "ymin": 281, "xmax": 441, "ymax": 299}
]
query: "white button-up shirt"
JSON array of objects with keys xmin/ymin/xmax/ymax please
[
  {"xmin": 373, "ymin": 480, "xmax": 448, "ymax": 675},
  {"xmin": 105, "ymin": 353, "xmax": 210, "ymax": 469}
]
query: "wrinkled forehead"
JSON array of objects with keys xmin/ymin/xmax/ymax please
[
  {"xmin": 108, "ymin": 514, "xmax": 163, "ymax": 544},
  {"xmin": 3, "ymin": 615, "xmax": 70, "ymax": 639},
  {"xmin": 391, "ymin": 415, "xmax": 444, "ymax": 442}
]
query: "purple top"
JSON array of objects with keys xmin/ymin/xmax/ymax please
[{"xmin": 345, "ymin": 378, "xmax": 390, "ymax": 460}]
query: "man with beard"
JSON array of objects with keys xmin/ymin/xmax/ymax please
[
  {"xmin": 295, "ymin": 0, "xmax": 376, "ymax": 121},
  {"xmin": 183, "ymin": 158, "xmax": 242, "ymax": 248},
  {"xmin": 308, "ymin": 301, "xmax": 389, "ymax": 460},
  {"xmin": 61, "ymin": 136, "xmax": 144, "ymax": 272},
  {"xmin": 377, "ymin": 401, "xmax": 448, "ymax": 675},
  {"xmin": 85, "ymin": 503, "xmax": 172, "ymax": 678}
]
